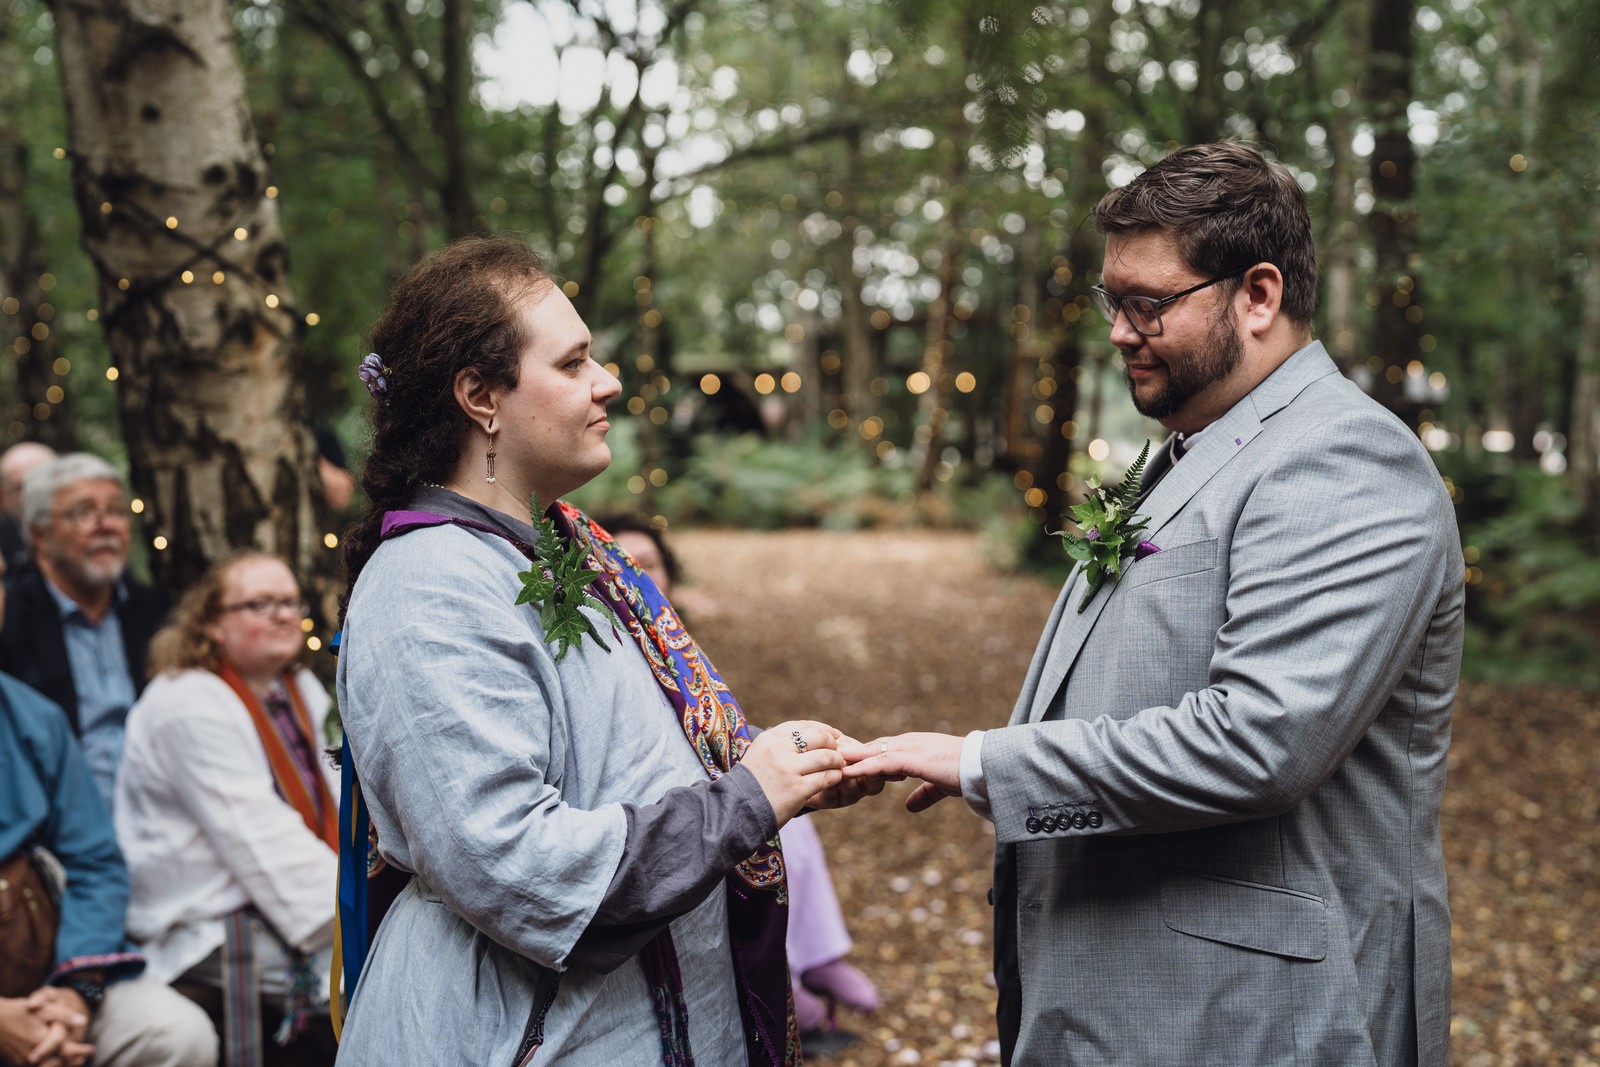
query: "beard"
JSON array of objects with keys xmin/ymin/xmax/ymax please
[
  {"xmin": 49, "ymin": 537, "xmax": 128, "ymax": 590},
  {"xmin": 1122, "ymin": 306, "xmax": 1244, "ymax": 420}
]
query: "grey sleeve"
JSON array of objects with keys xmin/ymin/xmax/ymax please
[{"xmin": 568, "ymin": 764, "xmax": 777, "ymax": 971}]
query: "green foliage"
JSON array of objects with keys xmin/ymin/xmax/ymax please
[
  {"xmin": 673, "ymin": 433, "xmax": 915, "ymax": 530},
  {"xmin": 1052, "ymin": 440, "xmax": 1151, "ymax": 612},
  {"xmin": 515, "ymin": 494, "xmax": 623, "ymax": 662},
  {"xmin": 1444, "ymin": 453, "xmax": 1600, "ymax": 688},
  {"xmin": 569, "ymin": 427, "xmax": 923, "ymax": 530}
]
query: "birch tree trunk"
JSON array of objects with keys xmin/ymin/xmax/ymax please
[{"xmin": 51, "ymin": 0, "xmax": 335, "ymax": 606}]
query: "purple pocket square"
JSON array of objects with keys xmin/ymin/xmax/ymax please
[{"xmin": 1134, "ymin": 540, "xmax": 1161, "ymax": 561}]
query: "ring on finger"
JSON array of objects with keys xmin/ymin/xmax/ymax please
[
  {"xmin": 791, "ymin": 730, "xmax": 809, "ymax": 753},
  {"xmin": 879, "ymin": 739, "xmax": 888, "ymax": 755}
]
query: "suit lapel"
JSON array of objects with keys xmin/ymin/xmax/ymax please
[{"xmin": 1025, "ymin": 342, "xmax": 1341, "ymax": 723}]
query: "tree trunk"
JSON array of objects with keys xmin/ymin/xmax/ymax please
[
  {"xmin": 1322, "ymin": 3, "xmax": 1367, "ymax": 374},
  {"xmin": 837, "ymin": 129, "xmax": 879, "ymax": 451},
  {"xmin": 1365, "ymin": 0, "xmax": 1421, "ymax": 427},
  {"xmin": 438, "ymin": 0, "xmax": 475, "ymax": 238},
  {"xmin": 1573, "ymin": 190, "xmax": 1600, "ymax": 534},
  {"xmin": 1186, "ymin": 0, "xmax": 1235, "ymax": 144},
  {"xmin": 51, "ymin": 0, "xmax": 335, "ymax": 611},
  {"xmin": 913, "ymin": 227, "xmax": 963, "ymax": 491},
  {"xmin": 1023, "ymin": 0, "xmax": 1109, "ymax": 560},
  {"xmin": 634, "ymin": 137, "xmax": 663, "ymax": 513},
  {"xmin": 0, "ymin": 139, "xmax": 76, "ymax": 449}
]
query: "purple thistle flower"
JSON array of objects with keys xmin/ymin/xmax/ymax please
[{"xmin": 1086, "ymin": 527, "xmax": 1101, "ymax": 541}]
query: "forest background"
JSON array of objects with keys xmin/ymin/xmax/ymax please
[{"xmin": 2, "ymin": 0, "xmax": 1599, "ymax": 685}]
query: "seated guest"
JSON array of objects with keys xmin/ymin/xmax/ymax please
[
  {"xmin": 114, "ymin": 551, "xmax": 337, "ymax": 1067},
  {"xmin": 0, "ymin": 441, "xmax": 55, "ymax": 574},
  {"xmin": 0, "ymin": 453, "xmax": 167, "ymax": 811},
  {"xmin": 0, "ymin": 552, "xmax": 217, "ymax": 1067}
]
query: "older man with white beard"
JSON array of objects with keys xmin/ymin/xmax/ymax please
[{"xmin": 0, "ymin": 453, "xmax": 168, "ymax": 809}]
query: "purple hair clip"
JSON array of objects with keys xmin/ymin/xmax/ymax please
[{"xmin": 358, "ymin": 352, "xmax": 390, "ymax": 398}]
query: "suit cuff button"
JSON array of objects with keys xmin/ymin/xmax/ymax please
[
  {"xmin": 1025, "ymin": 815, "xmax": 1042, "ymax": 834},
  {"xmin": 1087, "ymin": 810, "xmax": 1104, "ymax": 828}
]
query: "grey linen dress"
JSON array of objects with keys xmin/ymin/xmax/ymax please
[{"xmin": 334, "ymin": 491, "xmax": 776, "ymax": 1065}]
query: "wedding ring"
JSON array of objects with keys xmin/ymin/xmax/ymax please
[
  {"xmin": 791, "ymin": 730, "xmax": 809, "ymax": 753},
  {"xmin": 879, "ymin": 740, "xmax": 889, "ymax": 756}
]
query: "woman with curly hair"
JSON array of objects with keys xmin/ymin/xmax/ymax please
[{"xmin": 116, "ymin": 550, "xmax": 338, "ymax": 1067}]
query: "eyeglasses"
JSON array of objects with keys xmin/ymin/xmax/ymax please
[
  {"xmin": 52, "ymin": 503, "xmax": 131, "ymax": 531},
  {"xmin": 218, "ymin": 597, "xmax": 307, "ymax": 618},
  {"xmin": 1090, "ymin": 268, "xmax": 1249, "ymax": 337}
]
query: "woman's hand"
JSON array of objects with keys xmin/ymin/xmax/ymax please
[
  {"xmin": 740, "ymin": 721, "xmax": 846, "ymax": 825},
  {"xmin": 841, "ymin": 732, "xmax": 966, "ymax": 812}
]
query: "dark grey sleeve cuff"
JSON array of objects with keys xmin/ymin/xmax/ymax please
[{"xmin": 566, "ymin": 763, "xmax": 778, "ymax": 971}]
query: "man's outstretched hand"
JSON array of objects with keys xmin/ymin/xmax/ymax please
[{"xmin": 841, "ymin": 732, "xmax": 965, "ymax": 812}]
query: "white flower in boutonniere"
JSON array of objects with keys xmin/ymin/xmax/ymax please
[
  {"xmin": 515, "ymin": 494, "xmax": 623, "ymax": 661},
  {"xmin": 1053, "ymin": 440, "xmax": 1161, "ymax": 613}
]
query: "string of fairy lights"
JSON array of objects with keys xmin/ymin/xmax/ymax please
[
  {"xmin": 5, "ymin": 143, "xmax": 1470, "ymax": 605},
  {"xmin": 0, "ymin": 144, "xmax": 350, "ymax": 640}
]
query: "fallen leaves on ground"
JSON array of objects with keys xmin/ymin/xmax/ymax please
[{"xmin": 676, "ymin": 527, "xmax": 1600, "ymax": 1067}]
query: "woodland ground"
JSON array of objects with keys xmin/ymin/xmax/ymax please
[{"xmin": 675, "ymin": 528, "xmax": 1600, "ymax": 1067}]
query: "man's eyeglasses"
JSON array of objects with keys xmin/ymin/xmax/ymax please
[
  {"xmin": 218, "ymin": 597, "xmax": 307, "ymax": 619},
  {"xmin": 52, "ymin": 503, "xmax": 131, "ymax": 531},
  {"xmin": 1090, "ymin": 268, "xmax": 1250, "ymax": 337}
]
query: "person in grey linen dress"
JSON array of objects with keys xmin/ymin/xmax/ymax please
[
  {"xmin": 844, "ymin": 141, "xmax": 1463, "ymax": 1066},
  {"xmin": 332, "ymin": 236, "xmax": 863, "ymax": 1066}
]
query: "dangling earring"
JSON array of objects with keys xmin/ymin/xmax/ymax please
[{"xmin": 485, "ymin": 429, "xmax": 497, "ymax": 485}]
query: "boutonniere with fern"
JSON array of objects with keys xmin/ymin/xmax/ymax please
[
  {"xmin": 516, "ymin": 494, "xmax": 622, "ymax": 661},
  {"xmin": 1054, "ymin": 440, "xmax": 1161, "ymax": 612}
]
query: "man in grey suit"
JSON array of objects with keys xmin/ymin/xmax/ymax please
[{"xmin": 844, "ymin": 141, "xmax": 1463, "ymax": 1066}]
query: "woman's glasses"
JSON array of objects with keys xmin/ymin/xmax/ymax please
[{"xmin": 218, "ymin": 597, "xmax": 307, "ymax": 618}]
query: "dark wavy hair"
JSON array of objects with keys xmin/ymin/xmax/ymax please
[
  {"xmin": 340, "ymin": 236, "xmax": 556, "ymax": 619},
  {"xmin": 1092, "ymin": 140, "xmax": 1318, "ymax": 326}
]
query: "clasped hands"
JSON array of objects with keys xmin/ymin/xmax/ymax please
[
  {"xmin": 0, "ymin": 988, "xmax": 93, "ymax": 1067},
  {"xmin": 742, "ymin": 720, "xmax": 966, "ymax": 823}
]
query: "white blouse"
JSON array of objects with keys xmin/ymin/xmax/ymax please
[{"xmin": 114, "ymin": 667, "xmax": 339, "ymax": 983}]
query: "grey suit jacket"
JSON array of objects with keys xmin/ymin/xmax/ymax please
[{"xmin": 983, "ymin": 342, "xmax": 1462, "ymax": 1067}]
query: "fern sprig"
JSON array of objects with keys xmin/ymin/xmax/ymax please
[
  {"xmin": 514, "ymin": 494, "xmax": 622, "ymax": 662},
  {"xmin": 1114, "ymin": 441, "xmax": 1150, "ymax": 510}
]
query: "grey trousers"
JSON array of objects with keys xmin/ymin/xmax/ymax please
[{"xmin": 91, "ymin": 975, "xmax": 217, "ymax": 1067}]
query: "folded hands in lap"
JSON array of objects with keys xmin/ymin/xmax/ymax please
[{"xmin": 0, "ymin": 990, "xmax": 93, "ymax": 1067}]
